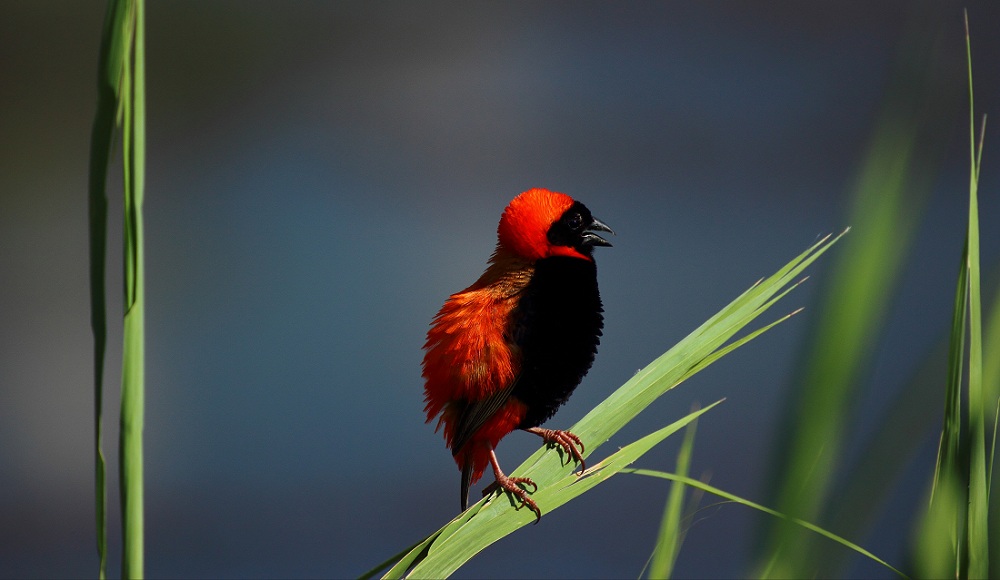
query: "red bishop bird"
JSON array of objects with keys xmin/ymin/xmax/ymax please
[{"xmin": 422, "ymin": 187, "xmax": 613, "ymax": 521}]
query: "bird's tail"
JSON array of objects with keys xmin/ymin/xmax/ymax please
[{"xmin": 461, "ymin": 460, "xmax": 473, "ymax": 511}]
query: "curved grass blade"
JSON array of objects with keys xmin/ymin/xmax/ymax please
[
  {"xmin": 626, "ymin": 469, "xmax": 908, "ymax": 579},
  {"xmin": 814, "ymin": 337, "xmax": 948, "ymax": 570},
  {"xmin": 646, "ymin": 416, "xmax": 698, "ymax": 579}
]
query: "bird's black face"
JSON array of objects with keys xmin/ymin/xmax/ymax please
[{"xmin": 546, "ymin": 201, "xmax": 614, "ymax": 256}]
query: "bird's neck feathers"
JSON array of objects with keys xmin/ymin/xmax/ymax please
[{"xmin": 466, "ymin": 244, "xmax": 535, "ymax": 297}]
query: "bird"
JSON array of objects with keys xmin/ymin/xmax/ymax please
[{"xmin": 422, "ymin": 187, "xmax": 613, "ymax": 521}]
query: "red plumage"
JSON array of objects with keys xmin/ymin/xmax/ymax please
[{"xmin": 422, "ymin": 188, "xmax": 612, "ymax": 520}]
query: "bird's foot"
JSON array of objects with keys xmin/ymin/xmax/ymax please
[
  {"xmin": 483, "ymin": 474, "xmax": 541, "ymax": 522},
  {"xmin": 526, "ymin": 427, "xmax": 586, "ymax": 473}
]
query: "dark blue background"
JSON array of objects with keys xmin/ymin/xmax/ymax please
[{"xmin": 1, "ymin": 2, "xmax": 998, "ymax": 578}]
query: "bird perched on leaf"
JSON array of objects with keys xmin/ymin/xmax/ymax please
[{"xmin": 422, "ymin": 188, "xmax": 613, "ymax": 521}]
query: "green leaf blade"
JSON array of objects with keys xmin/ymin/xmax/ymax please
[
  {"xmin": 627, "ymin": 469, "xmax": 907, "ymax": 579},
  {"xmin": 963, "ymin": 13, "xmax": 988, "ymax": 578},
  {"xmin": 117, "ymin": 1, "xmax": 146, "ymax": 577},
  {"xmin": 647, "ymin": 417, "xmax": 698, "ymax": 579},
  {"xmin": 403, "ymin": 403, "xmax": 722, "ymax": 579}
]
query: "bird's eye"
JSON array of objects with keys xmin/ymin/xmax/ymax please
[{"xmin": 566, "ymin": 212, "xmax": 583, "ymax": 230}]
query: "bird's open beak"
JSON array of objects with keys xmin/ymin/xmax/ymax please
[{"xmin": 582, "ymin": 217, "xmax": 615, "ymax": 248}]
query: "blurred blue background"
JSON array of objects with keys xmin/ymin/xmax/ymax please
[{"xmin": 1, "ymin": 2, "xmax": 999, "ymax": 578}]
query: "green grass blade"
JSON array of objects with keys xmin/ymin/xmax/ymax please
[
  {"xmin": 986, "ymin": 283, "xmax": 1000, "ymax": 481},
  {"xmin": 922, "ymin": 239, "xmax": 969, "ymax": 578},
  {"xmin": 401, "ymin": 403, "xmax": 722, "ymax": 579},
  {"xmin": 625, "ymin": 469, "xmax": 908, "ymax": 579},
  {"xmin": 89, "ymin": 1, "xmax": 133, "ymax": 577},
  {"xmin": 917, "ymin": 16, "xmax": 990, "ymax": 578},
  {"xmin": 118, "ymin": 0, "xmax": 146, "ymax": 577},
  {"xmin": 376, "ymin": 510, "xmax": 479, "ymax": 579},
  {"xmin": 758, "ymin": 78, "xmax": 928, "ymax": 579},
  {"xmin": 935, "ymin": 241, "xmax": 968, "ymax": 506},
  {"xmin": 916, "ymin": 471, "xmax": 966, "ymax": 578},
  {"xmin": 373, "ymin": 232, "xmax": 845, "ymax": 578},
  {"xmin": 986, "ymin": 283, "xmax": 1000, "ymax": 573},
  {"xmin": 963, "ymin": 13, "xmax": 988, "ymax": 578},
  {"xmin": 678, "ymin": 307, "xmax": 804, "ymax": 388},
  {"xmin": 647, "ymin": 417, "xmax": 697, "ymax": 579},
  {"xmin": 358, "ymin": 539, "xmax": 427, "ymax": 580},
  {"xmin": 814, "ymin": 338, "xmax": 949, "ymax": 570}
]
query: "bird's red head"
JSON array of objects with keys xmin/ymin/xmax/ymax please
[{"xmin": 497, "ymin": 188, "xmax": 613, "ymax": 261}]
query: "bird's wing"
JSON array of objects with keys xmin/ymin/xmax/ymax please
[
  {"xmin": 450, "ymin": 286, "xmax": 529, "ymax": 458},
  {"xmin": 450, "ymin": 379, "xmax": 518, "ymax": 457}
]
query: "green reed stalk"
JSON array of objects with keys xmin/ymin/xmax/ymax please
[
  {"xmin": 88, "ymin": 0, "xmax": 145, "ymax": 577},
  {"xmin": 119, "ymin": 0, "xmax": 146, "ymax": 577}
]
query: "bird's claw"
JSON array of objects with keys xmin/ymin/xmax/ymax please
[
  {"xmin": 527, "ymin": 427, "xmax": 587, "ymax": 474},
  {"xmin": 483, "ymin": 475, "xmax": 542, "ymax": 523}
]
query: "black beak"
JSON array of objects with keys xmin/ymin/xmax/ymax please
[{"xmin": 582, "ymin": 217, "xmax": 615, "ymax": 248}]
